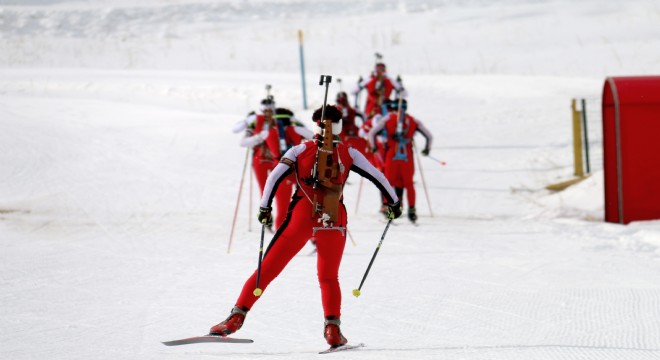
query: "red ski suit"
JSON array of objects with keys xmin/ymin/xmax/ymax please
[
  {"xmin": 234, "ymin": 139, "xmax": 398, "ymax": 317},
  {"xmin": 354, "ymin": 74, "xmax": 404, "ymax": 117},
  {"xmin": 368, "ymin": 112, "xmax": 433, "ymax": 208},
  {"xmin": 338, "ymin": 103, "xmax": 368, "ymax": 157},
  {"xmin": 243, "ymin": 113, "xmax": 311, "ymax": 229}
]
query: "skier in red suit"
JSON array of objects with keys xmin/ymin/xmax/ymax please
[
  {"xmin": 351, "ymin": 62, "xmax": 406, "ymax": 117},
  {"xmin": 210, "ymin": 105, "xmax": 402, "ymax": 348},
  {"xmin": 234, "ymin": 97, "xmax": 313, "ymax": 230},
  {"xmin": 335, "ymin": 91, "xmax": 367, "ymax": 156},
  {"xmin": 367, "ymin": 99, "xmax": 433, "ymax": 223}
]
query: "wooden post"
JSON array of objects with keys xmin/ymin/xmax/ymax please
[{"xmin": 571, "ymin": 99, "xmax": 584, "ymax": 177}]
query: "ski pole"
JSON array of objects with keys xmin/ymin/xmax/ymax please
[
  {"xmin": 413, "ymin": 142, "xmax": 434, "ymax": 217},
  {"xmin": 227, "ymin": 147, "xmax": 250, "ymax": 254},
  {"xmin": 248, "ymin": 154, "xmax": 253, "ymax": 232},
  {"xmin": 347, "ymin": 228, "xmax": 357, "ymax": 247},
  {"xmin": 352, "ymin": 219, "xmax": 392, "ymax": 297},
  {"xmin": 354, "ymin": 177, "xmax": 364, "ymax": 215},
  {"xmin": 426, "ymin": 154, "xmax": 446, "ymax": 166},
  {"xmin": 253, "ymin": 223, "xmax": 266, "ymax": 297}
]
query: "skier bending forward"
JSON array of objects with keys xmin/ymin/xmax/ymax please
[{"xmin": 209, "ymin": 105, "xmax": 402, "ymax": 347}]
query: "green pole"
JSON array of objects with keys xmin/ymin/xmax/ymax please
[{"xmin": 581, "ymin": 98, "xmax": 590, "ymax": 174}]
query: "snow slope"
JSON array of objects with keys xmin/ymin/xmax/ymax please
[{"xmin": 2, "ymin": 1, "xmax": 660, "ymax": 359}]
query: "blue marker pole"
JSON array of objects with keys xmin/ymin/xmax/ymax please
[{"xmin": 298, "ymin": 30, "xmax": 308, "ymax": 110}]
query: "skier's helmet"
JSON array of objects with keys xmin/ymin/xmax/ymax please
[
  {"xmin": 312, "ymin": 105, "xmax": 343, "ymax": 126},
  {"xmin": 389, "ymin": 98, "xmax": 407, "ymax": 111},
  {"xmin": 260, "ymin": 96, "xmax": 275, "ymax": 112}
]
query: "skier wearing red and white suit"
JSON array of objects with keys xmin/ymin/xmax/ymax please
[
  {"xmin": 233, "ymin": 98, "xmax": 313, "ymax": 230},
  {"xmin": 350, "ymin": 62, "xmax": 405, "ymax": 117},
  {"xmin": 367, "ymin": 99, "xmax": 433, "ymax": 223},
  {"xmin": 210, "ymin": 105, "xmax": 402, "ymax": 348},
  {"xmin": 335, "ymin": 91, "xmax": 368, "ymax": 156}
]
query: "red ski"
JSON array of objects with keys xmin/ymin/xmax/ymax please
[{"xmin": 161, "ymin": 335, "xmax": 253, "ymax": 346}]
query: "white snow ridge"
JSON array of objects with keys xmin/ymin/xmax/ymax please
[{"xmin": 1, "ymin": 1, "xmax": 660, "ymax": 359}]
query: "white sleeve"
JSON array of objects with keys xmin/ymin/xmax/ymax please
[
  {"xmin": 233, "ymin": 114, "xmax": 257, "ymax": 134},
  {"xmin": 348, "ymin": 147, "xmax": 399, "ymax": 204},
  {"xmin": 367, "ymin": 115, "xmax": 387, "ymax": 149},
  {"xmin": 415, "ymin": 119, "xmax": 433, "ymax": 149},
  {"xmin": 232, "ymin": 120, "xmax": 248, "ymax": 134},
  {"xmin": 239, "ymin": 131, "xmax": 267, "ymax": 148},
  {"xmin": 388, "ymin": 75, "xmax": 404, "ymax": 91},
  {"xmin": 259, "ymin": 144, "xmax": 306, "ymax": 208},
  {"xmin": 294, "ymin": 125, "xmax": 314, "ymax": 140}
]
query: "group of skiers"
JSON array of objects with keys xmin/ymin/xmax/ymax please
[
  {"xmin": 232, "ymin": 62, "xmax": 433, "ymax": 230},
  {"xmin": 209, "ymin": 62, "xmax": 433, "ymax": 350}
]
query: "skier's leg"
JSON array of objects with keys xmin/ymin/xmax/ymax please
[
  {"xmin": 234, "ymin": 198, "xmax": 312, "ymax": 309},
  {"xmin": 316, "ymin": 204, "xmax": 348, "ymax": 347},
  {"xmin": 315, "ymin": 204, "xmax": 348, "ymax": 318}
]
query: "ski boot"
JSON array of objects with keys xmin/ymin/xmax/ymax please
[
  {"xmin": 408, "ymin": 207, "xmax": 417, "ymax": 223},
  {"xmin": 209, "ymin": 306, "xmax": 247, "ymax": 336},
  {"xmin": 324, "ymin": 317, "xmax": 348, "ymax": 348}
]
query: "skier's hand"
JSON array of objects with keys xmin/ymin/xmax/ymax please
[
  {"xmin": 386, "ymin": 201, "xmax": 402, "ymax": 219},
  {"xmin": 258, "ymin": 207, "xmax": 273, "ymax": 226},
  {"xmin": 421, "ymin": 147, "xmax": 430, "ymax": 156}
]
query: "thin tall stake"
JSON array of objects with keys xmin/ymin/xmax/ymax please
[
  {"xmin": 298, "ymin": 30, "xmax": 308, "ymax": 110},
  {"xmin": 227, "ymin": 147, "xmax": 250, "ymax": 254}
]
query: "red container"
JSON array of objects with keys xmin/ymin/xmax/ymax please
[{"xmin": 602, "ymin": 76, "xmax": 660, "ymax": 224}]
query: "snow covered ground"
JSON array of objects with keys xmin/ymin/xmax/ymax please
[{"xmin": 2, "ymin": 1, "xmax": 660, "ymax": 359}]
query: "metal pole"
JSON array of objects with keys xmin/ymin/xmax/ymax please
[
  {"xmin": 352, "ymin": 219, "xmax": 392, "ymax": 297},
  {"xmin": 248, "ymin": 154, "xmax": 253, "ymax": 232},
  {"xmin": 253, "ymin": 224, "xmax": 266, "ymax": 297},
  {"xmin": 298, "ymin": 30, "xmax": 308, "ymax": 110}
]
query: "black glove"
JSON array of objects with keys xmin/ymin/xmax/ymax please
[
  {"xmin": 257, "ymin": 207, "xmax": 273, "ymax": 226},
  {"xmin": 421, "ymin": 147, "xmax": 430, "ymax": 156},
  {"xmin": 386, "ymin": 201, "xmax": 403, "ymax": 219}
]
